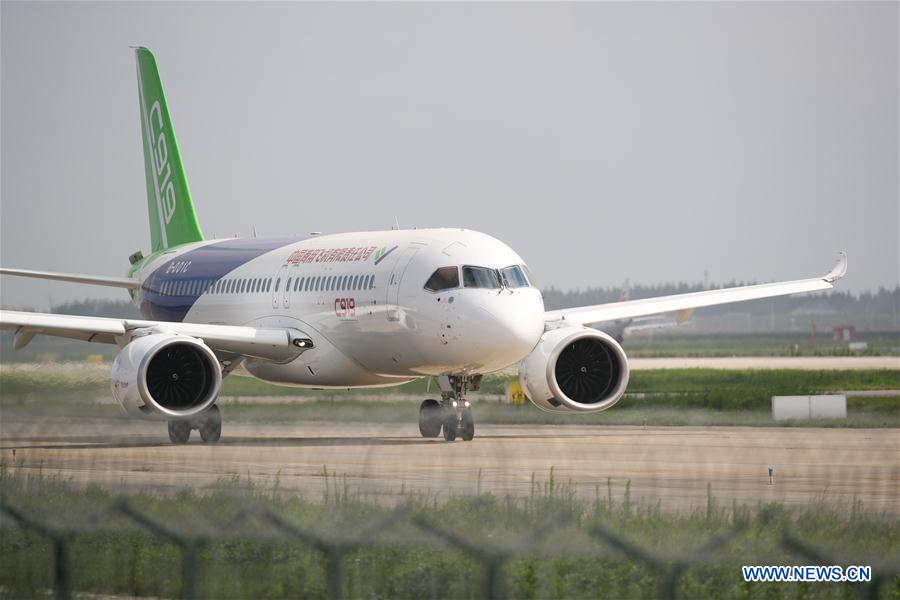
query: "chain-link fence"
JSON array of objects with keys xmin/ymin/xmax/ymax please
[{"xmin": 2, "ymin": 494, "xmax": 898, "ymax": 600}]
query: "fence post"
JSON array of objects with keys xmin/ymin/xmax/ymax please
[
  {"xmin": 326, "ymin": 549, "xmax": 345, "ymax": 600},
  {"xmin": 53, "ymin": 537, "xmax": 69, "ymax": 600},
  {"xmin": 182, "ymin": 539, "xmax": 201, "ymax": 600},
  {"xmin": 0, "ymin": 501, "xmax": 70, "ymax": 600}
]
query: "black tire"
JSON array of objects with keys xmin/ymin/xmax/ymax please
[
  {"xmin": 460, "ymin": 410, "xmax": 475, "ymax": 441},
  {"xmin": 198, "ymin": 405, "xmax": 222, "ymax": 443},
  {"xmin": 442, "ymin": 411, "xmax": 458, "ymax": 442},
  {"xmin": 418, "ymin": 399, "xmax": 442, "ymax": 438},
  {"xmin": 168, "ymin": 420, "xmax": 191, "ymax": 444}
]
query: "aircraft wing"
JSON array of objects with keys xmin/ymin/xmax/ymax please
[
  {"xmin": 0, "ymin": 268, "xmax": 140, "ymax": 289},
  {"xmin": 0, "ymin": 310, "xmax": 310, "ymax": 362},
  {"xmin": 547, "ymin": 252, "xmax": 847, "ymax": 326}
]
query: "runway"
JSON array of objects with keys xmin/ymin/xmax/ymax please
[{"xmin": 2, "ymin": 418, "xmax": 897, "ymax": 515}]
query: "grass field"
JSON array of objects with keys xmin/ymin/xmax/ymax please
[
  {"xmin": 1, "ymin": 470, "xmax": 898, "ymax": 599},
  {"xmin": 1, "ymin": 364, "xmax": 897, "ymax": 428},
  {"xmin": 623, "ymin": 331, "xmax": 899, "ymax": 358}
]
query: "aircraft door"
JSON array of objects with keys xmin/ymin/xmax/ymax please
[
  {"xmin": 283, "ymin": 264, "xmax": 298, "ymax": 309},
  {"xmin": 386, "ymin": 247, "xmax": 419, "ymax": 322},
  {"xmin": 272, "ymin": 265, "xmax": 287, "ymax": 309}
]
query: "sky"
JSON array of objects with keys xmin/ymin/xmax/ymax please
[{"xmin": 1, "ymin": 2, "xmax": 897, "ymax": 310}]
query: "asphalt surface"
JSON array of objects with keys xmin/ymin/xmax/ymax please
[{"xmin": 1, "ymin": 419, "xmax": 897, "ymax": 515}]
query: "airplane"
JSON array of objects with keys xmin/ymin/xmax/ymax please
[
  {"xmin": 0, "ymin": 48, "xmax": 848, "ymax": 444},
  {"xmin": 592, "ymin": 279, "xmax": 694, "ymax": 343}
]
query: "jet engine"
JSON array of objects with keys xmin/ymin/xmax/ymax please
[
  {"xmin": 111, "ymin": 332, "xmax": 222, "ymax": 420},
  {"xmin": 518, "ymin": 326, "xmax": 630, "ymax": 413}
]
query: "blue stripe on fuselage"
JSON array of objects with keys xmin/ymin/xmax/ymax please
[{"xmin": 139, "ymin": 237, "xmax": 306, "ymax": 321}]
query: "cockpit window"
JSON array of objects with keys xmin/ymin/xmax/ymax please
[
  {"xmin": 500, "ymin": 265, "xmax": 530, "ymax": 288},
  {"xmin": 424, "ymin": 266, "xmax": 459, "ymax": 292},
  {"xmin": 522, "ymin": 265, "xmax": 537, "ymax": 287},
  {"xmin": 462, "ymin": 266, "xmax": 501, "ymax": 289}
]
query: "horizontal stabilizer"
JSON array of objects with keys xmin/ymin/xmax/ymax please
[{"xmin": 0, "ymin": 268, "xmax": 139, "ymax": 290}]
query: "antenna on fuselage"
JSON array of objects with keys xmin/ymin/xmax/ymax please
[
  {"xmin": 393, "ymin": 216, "xmax": 400, "ymax": 230},
  {"xmin": 252, "ymin": 225, "xmax": 258, "ymax": 238}
]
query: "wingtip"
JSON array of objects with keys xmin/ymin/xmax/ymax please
[{"xmin": 823, "ymin": 251, "xmax": 848, "ymax": 284}]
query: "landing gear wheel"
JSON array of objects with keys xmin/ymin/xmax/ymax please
[
  {"xmin": 442, "ymin": 410, "xmax": 458, "ymax": 442},
  {"xmin": 198, "ymin": 405, "xmax": 222, "ymax": 443},
  {"xmin": 460, "ymin": 409, "xmax": 475, "ymax": 441},
  {"xmin": 419, "ymin": 399, "xmax": 442, "ymax": 438},
  {"xmin": 168, "ymin": 420, "xmax": 191, "ymax": 444}
]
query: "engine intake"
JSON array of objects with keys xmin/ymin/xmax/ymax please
[
  {"xmin": 519, "ymin": 327, "xmax": 630, "ymax": 413},
  {"xmin": 112, "ymin": 332, "xmax": 222, "ymax": 420}
]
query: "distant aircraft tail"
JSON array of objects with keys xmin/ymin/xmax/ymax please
[
  {"xmin": 134, "ymin": 47, "xmax": 203, "ymax": 252},
  {"xmin": 618, "ymin": 278, "xmax": 631, "ymax": 302}
]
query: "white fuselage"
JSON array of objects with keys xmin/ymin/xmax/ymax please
[{"xmin": 132, "ymin": 229, "xmax": 546, "ymax": 388}]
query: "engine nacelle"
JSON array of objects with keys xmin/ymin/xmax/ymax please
[
  {"xmin": 519, "ymin": 326, "xmax": 630, "ymax": 413},
  {"xmin": 111, "ymin": 332, "xmax": 222, "ymax": 420}
]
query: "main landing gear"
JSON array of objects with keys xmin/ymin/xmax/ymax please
[
  {"xmin": 167, "ymin": 405, "xmax": 222, "ymax": 444},
  {"xmin": 418, "ymin": 375, "xmax": 481, "ymax": 442}
]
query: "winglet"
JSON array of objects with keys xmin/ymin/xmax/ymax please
[{"xmin": 823, "ymin": 251, "xmax": 848, "ymax": 284}]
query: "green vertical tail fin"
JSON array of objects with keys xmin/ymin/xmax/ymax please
[{"xmin": 135, "ymin": 47, "xmax": 203, "ymax": 252}]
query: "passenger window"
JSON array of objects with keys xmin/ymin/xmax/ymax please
[
  {"xmin": 462, "ymin": 266, "xmax": 501, "ymax": 289},
  {"xmin": 424, "ymin": 266, "xmax": 460, "ymax": 292},
  {"xmin": 500, "ymin": 265, "xmax": 529, "ymax": 288}
]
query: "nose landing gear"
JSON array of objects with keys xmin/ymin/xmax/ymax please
[{"xmin": 418, "ymin": 375, "xmax": 481, "ymax": 442}]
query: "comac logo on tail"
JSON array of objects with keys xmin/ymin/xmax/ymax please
[{"xmin": 148, "ymin": 100, "xmax": 176, "ymax": 224}]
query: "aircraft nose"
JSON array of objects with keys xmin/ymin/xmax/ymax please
[{"xmin": 476, "ymin": 291, "xmax": 545, "ymax": 365}]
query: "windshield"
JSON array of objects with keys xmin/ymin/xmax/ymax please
[
  {"xmin": 462, "ymin": 266, "xmax": 501, "ymax": 289},
  {"xmin": 500, "ymin": 265, "xmax": 530, "ymax": 288},
  {"xmin": 424, "ymin": 266, "xmax": 460, "ymax": 292}
]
